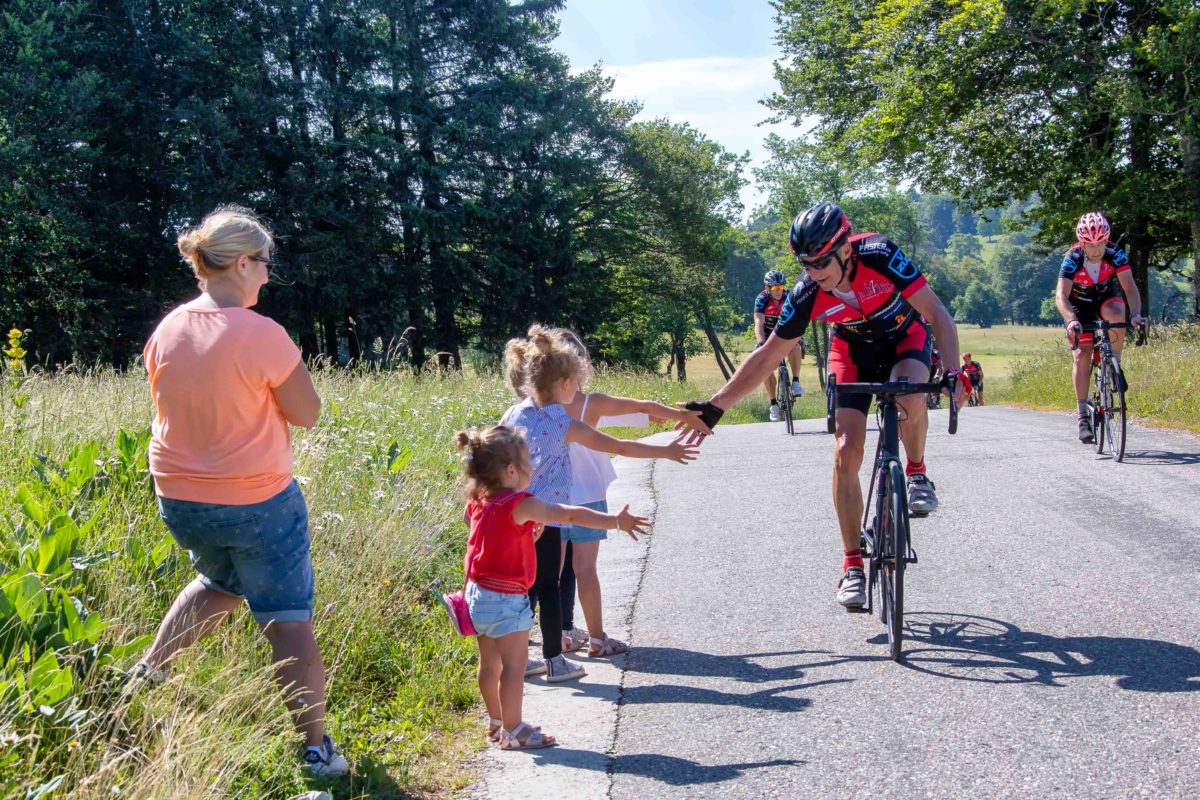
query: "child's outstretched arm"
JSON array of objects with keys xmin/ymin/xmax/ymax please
[
  {"xmin": 587, "ymin": 393, "xmax": 714, "ymax": 436},
  {"xmin": 566, "ymin": 420, "xmax": 699, "ymax": 464},
  {"xmin": 512, "ymin": 496, "xmax": 651, "ymax": 541}
]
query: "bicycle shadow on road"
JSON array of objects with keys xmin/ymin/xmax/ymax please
[
  {"xmin": 528, "ymin": 748, "xmax": 805, "ymax": 786},
  {"xmin": 895, "ymin": 612, "xmax": 1200, "ymax": 691},
  {"xmin": 1115, "ymin": 449, "xmax": 1200, "ymax": 466}
]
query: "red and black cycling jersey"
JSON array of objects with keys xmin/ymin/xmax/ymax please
[
  {"xmin": 774, "ymin": 233, "xmax": 927, "ymax": 344},
  {"xmin": 1059, "ymin": 243, "xmax": 1130, "ymax": 304},
  {"xmin": 753, "ymin": 290, "xmax": 786, "ymax": 334}
]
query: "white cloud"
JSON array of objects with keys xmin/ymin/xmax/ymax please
[{"xmin": 588, "ymin": 55, "xmax": 801, "ymax": 217}]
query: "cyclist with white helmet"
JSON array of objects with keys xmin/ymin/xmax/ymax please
[
  {"xmin": 1055, "ymin": 212, "xmax": 1146, "ymax": 443},
  {"xmin": 686, "ymin": 203, "xmax": 968, "ymax": 609},
  {"xmin": 754, "ymin": 269, "xmax": 805, "ymax": 422}
]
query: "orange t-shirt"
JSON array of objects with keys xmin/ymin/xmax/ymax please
[{"xmin": 144, "ymin": 304, "xmax": 302, "ymax": 505}]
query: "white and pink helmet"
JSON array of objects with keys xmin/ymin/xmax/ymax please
[{"xmin": 1076, "ymin": 212, "xmax": 1110, "ymax": 244}]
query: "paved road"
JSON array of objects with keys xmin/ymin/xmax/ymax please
[{"xmin": 468, "ymin": 406, "xmax": 1200, "ymax": 799}]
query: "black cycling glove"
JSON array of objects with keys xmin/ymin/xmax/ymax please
[{"xmin": 684, "ymin": 400, "xmax": 725, "ymax": 430}]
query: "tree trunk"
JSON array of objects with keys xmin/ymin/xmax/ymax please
[
  {"xmin": 696, "ymin": 305, "xmax": 733, "ymax": 380},
  {"xmin": 322, "ymin": 316, "xmax": 339, "ymax": 361},
  {"xmin": 1183, "ymin": 130, "xmax": 1200, "ymax": 320},
  {"xmin": 673, "ymin": 341, "xmax": 687, "ymax": 382}
]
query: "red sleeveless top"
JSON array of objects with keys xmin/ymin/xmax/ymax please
[{"xmin": 464, "ymin": 490, "xmax": 537, "ymax": 594}]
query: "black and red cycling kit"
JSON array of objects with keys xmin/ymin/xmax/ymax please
[
  {"xmin": 754, "ymin": 290, "xmax": 786, "ymax": 336},
  {"xmin": 774, "ymin": 233, "xmax": 931, "ymax": 414},
  {"xmin": 1059, "ymin": 243, "xmax": 1130, "ymax": 343},
  {"xmin": 962, "ymin": 360, "xmax": 983, "ymax": 389}
]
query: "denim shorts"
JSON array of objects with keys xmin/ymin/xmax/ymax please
[
  {"xmin": 562, "ymin": 500, "xmax": 608, "ymax": 543},
  {"xmin": 157, "ymin": 480, "xmax": 314, "ymax": 624},
  {"xmin": 466, "ymin": 581, "xmax": 534, "ymax": 638}
]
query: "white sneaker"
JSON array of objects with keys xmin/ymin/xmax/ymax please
[
  {"xmin": 836, "ymin": 567, "xmax": 867, "ymax": 608},
  {"xmin": 304, "ymin": 734, "xmax": 349, "ymax": 777},
  {"xmin": 791, "ymin": 379, "xmax": 803, "ymax": 398},
  {"xmin": 545, "ymin": 654, "xmax": 586, "ymax": 683},
  {"xmin": 525, "ymin": 658, "xmax": 547, "ymax": 677},
  {"xmin": 768, "ymin": 403, "xmax": 782, "ymax": 422},
  {"xmin": 906, "ymin": 473, "xmax": 938, "ymax": 515}
]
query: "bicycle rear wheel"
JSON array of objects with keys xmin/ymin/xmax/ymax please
[
  {"xmin": 1091, "ymin": 368, "xmax": 1106, "ymax": 455},
  {"xmin": 1103, "ymin": 360, "xmax": 1126, "ymax": 461},
  {"xmin": 880, "ymin": 461, "xmax": 908, "ymax": 661}
]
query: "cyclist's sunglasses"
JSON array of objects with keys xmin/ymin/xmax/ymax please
[
  {"xmin": 801, "ymin": 252, "xmax": 838, "ymax": 271},
  {"xmin": 768, "ymin": 284, "xmax": 787, "ymax": 291}
]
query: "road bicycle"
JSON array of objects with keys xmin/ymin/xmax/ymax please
[
  {"xmin": 776, "ymin": 358, "xmax": 796, "ymax": 436},
  {"xmin": 1071, "ymin": 321, "xmax": 1146, "ymax": 462},
  {"xmin": 835, "ymin": 375, "xmax": 958, "ymax": 661}
]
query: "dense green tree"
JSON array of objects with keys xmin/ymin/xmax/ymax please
[{"xmin": 769, "ymin": 0, "xmax": 1200, "ymax": 318}]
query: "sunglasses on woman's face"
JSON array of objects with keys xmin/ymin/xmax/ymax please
[{"xmin": 247, "ymin": 255, "xmax": 273, "ymax": 272}]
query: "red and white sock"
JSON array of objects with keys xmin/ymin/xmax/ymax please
[
  {"xmin": 906, "ymin": 459, "xmax": 926, "ymax": 477},
  {"xmin": 843, "ymin": 549, "xmax": 864, "ymax": 571}
]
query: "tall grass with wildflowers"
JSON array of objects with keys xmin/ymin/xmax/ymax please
[
  {"xmin": 0, "ymin": 353, "xmax": 779, "ymax": 799},
  {"xmin": 1008, "ymin": 324, "xmax": 1200, "ymax": 432}
]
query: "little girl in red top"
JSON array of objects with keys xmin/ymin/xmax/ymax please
[{"xmin": 454, "ymin": 425, "xmax": 649, "ymax": 750}]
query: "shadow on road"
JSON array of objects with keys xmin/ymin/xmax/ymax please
[
  {"xmin": 528, "ymin": 748, "xmax": 805, "ymax": 786},
  {"xmin": 1117, "ymin": 449, "xmax": 1200, "ymax": 466},
  {"xmin": 623, "ymin": 646, "xmax": 836, "ymax": 682},
  {"xmin": 897, "ymin": 612, "xmax": 1200, "ymax": 691}
]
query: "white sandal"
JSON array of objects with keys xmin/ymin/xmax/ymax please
[
  {"xmin": 588, "ymin": 634, "xmax": 629, "ymax": 658},
  {"xmin": 499, "ymin": 721, "xmax": 557, "ymax": 750}
]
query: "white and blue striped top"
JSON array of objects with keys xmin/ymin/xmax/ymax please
[{"xmin": 501, "ymin": 398, "xmax": 573, "ymax": 503}]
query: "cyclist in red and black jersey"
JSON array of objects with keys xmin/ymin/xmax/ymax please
[
  {"xmin": 1055, "ymin": 212, "xmax": 1145, "ymax": 443},
  {"xmin": 684, "ymin": 203, "xmax": 968, "ymax": 609},
  {"xmin": 753, "ymin": 270, "xmax": 805, "ymax": 421},
  {"xmin": 961, "ymin": 354, "xmax": 984, "ymax": 405}
]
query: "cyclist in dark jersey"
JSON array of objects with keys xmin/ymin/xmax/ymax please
[
  {"xmin": 684, "ymin": 202, "xmax": 968, "ymax": 609},
  {"xmin": 1055, "ymin": 212, "xmax": 1145, "ymax": 443},
  {"xmin": 754, "ymin": 270, "xmax": 805, "ymax": 421}
]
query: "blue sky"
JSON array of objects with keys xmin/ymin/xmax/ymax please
[{"xmin": 553, "ymin": 0, "xmax": 798, "ymax": 216}]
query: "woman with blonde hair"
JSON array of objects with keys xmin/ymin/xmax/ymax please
[{"xmin": 134, "ymin": 205, "xmax": 348, "ymax": 776}]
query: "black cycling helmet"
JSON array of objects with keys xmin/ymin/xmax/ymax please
[
  {"xmin": 789, "ymin": 202, "xmax": 852, "ymax": 261},
  {"xmin": 763, "ymin": 269, "xmax": 786, "ymax": 286}
]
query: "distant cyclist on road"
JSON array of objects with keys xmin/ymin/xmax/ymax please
[
  {"xmin": 685, "ymin": 202, "xmax": 968, "ymax": 609},
  {"xmin": 961, "ymin": 353, "xmax": 984, "ymax": 405},
  {"xmin": 753, "ymin": 270, "xmax": 805, "ymax": 422},
  {"xmin": 1055, "ymin": 212, "xmax": 1145, "ymax": 443}
]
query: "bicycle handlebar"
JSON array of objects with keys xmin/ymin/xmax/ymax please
[
  {"xmin": 1069, "ymin": 320, "xmax": 1148, "ymax": 350},
  {"xmin": 836, "ymin": 375, "xmax": 959, "ymax": 435}
]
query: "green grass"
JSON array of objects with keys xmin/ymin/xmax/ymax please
[
  {"xmin": 0, "ymin": 363, "xmax": 776, "ymax": 799},
  {"xmin": 1007, "ymin": 324, "xmax": 1200, "ymax": 433}
]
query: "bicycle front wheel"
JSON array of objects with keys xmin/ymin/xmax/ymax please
[
  {"xmin": 881, "ymin": 461, "xmax": 909, "ymax": 661},
  {"xmin": 778, "ymin": 365, "xmax": 794, "ymax": 435},
  {"xmin": 1092, "ymin": 368, "xmax": 1106, "ymax": 455},
  {"xmin": 1104, "ymin": 360, "xmax": 1126, "ymax": 461}
]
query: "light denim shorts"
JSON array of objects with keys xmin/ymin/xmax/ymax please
[
  {"xmin": 562, "ymin": 499, "xmax": 608, "ymax": 543},
  {"xmin": 157, "ymin": 480, "xmax": 314, "ymax": 624},
  {"xmin": 466, "ymin": 581, "xmax": 535, "ymax": 638}
]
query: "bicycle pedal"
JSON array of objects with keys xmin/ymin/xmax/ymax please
[{"xmin": 906, "ymin": 548, "xmax": 918, "ymax": 564}]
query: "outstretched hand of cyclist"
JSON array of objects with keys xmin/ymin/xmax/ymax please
[
  {"xmin": 672, "ymin": 407, "xmax": 715, "ymax": 437},
  {"xmin": 674, "ymin": 400, "xmax": 724, "ymax": 444},
  {"xmin": 615, "ymin": 504, "xmax": 651, "ymax": 541}
]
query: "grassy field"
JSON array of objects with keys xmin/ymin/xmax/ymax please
[
  {"xmin": 0, "ymin": 362, "xmax": 772, "ymax": 800},
  {"xmin": 1007, "ymin": 324, "xmax": 1200, "ymax": 433},
  {"xmin": 682, "ymin": 325, "xmax": 1063, "ymax": 404}
]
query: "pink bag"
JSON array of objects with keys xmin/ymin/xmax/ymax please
[{"xmin": 436, "ymin": 586, "xmax": 477, "ymax": 637}]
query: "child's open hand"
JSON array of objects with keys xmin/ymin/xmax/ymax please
[
  {"xmin": 615, "ymin": 504, "xmax": 651, "ymax": 541},
  {"xmin": 664, "ymin": 433, "xmax": 700, "ymax": 464}
]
